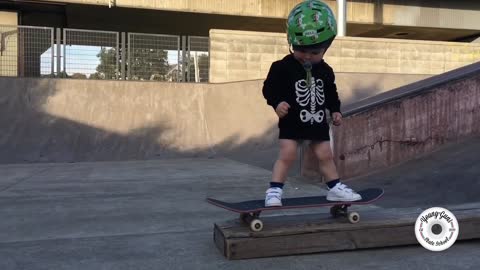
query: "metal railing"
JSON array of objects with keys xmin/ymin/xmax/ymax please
[
  {"xmin": 63, "ymin": 28, "xmax": 119, "ymax": 79},
  {"xmin": 0, "ymin": 25, "xmax": 54, "ymax": 77},
  {"xmin": 0, "ymin": 24, "xmax": 209, "ymax": 82},
  {"xmin": 187, "ymin": 36, "xmax": 209, "ymax": 82},
  {"xmin": 127, "ymin": 32, "xmax": 180, "ymax": 81}
]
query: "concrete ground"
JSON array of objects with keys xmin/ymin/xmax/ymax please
[{"xmin": 0, "ymin": 138, "xmax": 479, "ymax": 269}]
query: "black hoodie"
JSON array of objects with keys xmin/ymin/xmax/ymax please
[{"xmin": 262, "ymin": 54, "xmax": 341, "ymax": 141}]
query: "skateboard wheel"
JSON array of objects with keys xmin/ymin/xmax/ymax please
[
  {"xmin": 250, "ymin": 219, "xmax": 263, "ymax": 232},
  {"xmin": 348, "ymin": 212, "xmax": 360, "ymax": 224}
]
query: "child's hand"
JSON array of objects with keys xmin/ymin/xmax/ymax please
[
  {"xmin": 275, "ymin": 102, "xmax": 290, "ymax": 118},
  {"xmin": 332, "ymin": 112, "xmax": 343, "ymax": 126}
]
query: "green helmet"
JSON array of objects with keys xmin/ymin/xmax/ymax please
[{"xmin": 287, "ymin": 0, "xmax": 337, "ymax": 48}]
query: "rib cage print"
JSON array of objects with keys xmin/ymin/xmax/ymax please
[{"xmin": 295, "ymin": 77, "xmax": 325, "ymax": 124}]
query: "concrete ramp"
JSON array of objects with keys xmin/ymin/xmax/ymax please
[
  {"xmin": 303, "ymin": 60, "xmax": 480, "ymax": 180},
  {"xmin": 0, "ymin": 71, "xmax": 431, "ymax": 167},
  {"xmin": 212, "ymin": 135, "xmax": 480, "ymax": 259},
  {"xmin": 213, "ymin": 204, "xmax": 480, "ymax": 260}
]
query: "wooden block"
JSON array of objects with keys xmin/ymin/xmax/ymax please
[{"xmin": 213, "ymin": 204, "xmax": 480, "ymax": 259}]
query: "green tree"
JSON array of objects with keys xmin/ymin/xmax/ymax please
[
  {"xmin": 128, "ymin": 48, "xmax": 169, "ymax": 81},
  {"xmin": 91, "ymin": 47, "xmax": 169, "ymax": 81},
  {"xmin": 91, "ymin": 47, "xmax": 117, "ymax": 80}
]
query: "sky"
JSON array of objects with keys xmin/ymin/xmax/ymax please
[{"xmin": 41, "ymin": 45, "xmax": 182, "ymax": 76}]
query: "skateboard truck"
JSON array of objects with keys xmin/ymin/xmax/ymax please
[
  {"xmin": 238, "ymin": 205, "xmax": 360, "ymax": 232},
  {"xmin": 240, "ymin": 212, "xmax": 263, "ymax": 232},
  {"xmin": 330, "ymin": 204, "xmax": 361, "ymax": 223}
]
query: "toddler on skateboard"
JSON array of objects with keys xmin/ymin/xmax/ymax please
[{"xmin": 262, "ymin": 0, "xmax": 362, "ymax": 207}]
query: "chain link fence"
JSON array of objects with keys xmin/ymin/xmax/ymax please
[
  {"xmin": 0, "ymin": 24, "xmax": 209, "ymax": 82},
  {"xmin": 0, "ymin": 25, "xmax": 54, "ymax": 77}
]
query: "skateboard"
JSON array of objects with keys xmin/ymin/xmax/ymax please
[{"xmin": 207, "ymin": 188, "xmax": 383, "ymax": 232}]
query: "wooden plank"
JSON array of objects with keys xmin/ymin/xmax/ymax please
[
  {"xmin": 213, "ymin": 224, "xmax": 227, "ymax": 258},
  {"xmin": 212, "ymin": 204, "xmax": 480, "ymax": 259}
]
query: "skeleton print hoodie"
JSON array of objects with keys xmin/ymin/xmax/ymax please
[{"xmin": 262, "ymin": 54, "xmax": 341, "ymax": 141}]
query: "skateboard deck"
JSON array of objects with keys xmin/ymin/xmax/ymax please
[
  {"xmin": 207, "ymin": 188, "xmax": 383, "ymax": 213},
  {"xmin": 207, "ymin": 188, "xmax": 383, "ymax": 231}
]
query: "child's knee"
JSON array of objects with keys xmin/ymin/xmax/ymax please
[
  {"xmin": 280, "ymin": 151, "xmax": 296, "ymax": 163},
  {"xmin": 317, "ymin": 152, "xmax": 334, "ymax": 163},
  {"xmin": 278, "ymin": 140, "xmax": 298, "ymax": 163},
  {"xmin": 313, "ymin": 143, "xmax": 334, "ymax": 162},
  {"xmin": 279, "ymin": 148, "xmax": 297, "ymax": 164}
]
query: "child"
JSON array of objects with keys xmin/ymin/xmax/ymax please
[{"xmin": 262, "ymin": 0, "xmax": 361, "ymax": 207}]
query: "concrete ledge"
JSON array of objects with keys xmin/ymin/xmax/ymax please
[
  {"xmin": 342, "ymin": 61, "xmax": 480, "ymax": 117},
  {"xmin": 213, "ymin": 204, "xmax": 480, "ymax": 260}
]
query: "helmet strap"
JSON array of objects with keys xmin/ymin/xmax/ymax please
[{"xmin": 288, "ymin": 44, "xmax": 294, "ymax": 54}]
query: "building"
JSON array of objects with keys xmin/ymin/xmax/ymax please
[{"xmin": 1, "ymin": 0, "xmax": 480, "ymax": 82}]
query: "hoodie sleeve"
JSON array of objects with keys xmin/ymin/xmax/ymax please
[
  {"xmin": 324, "ymin": 63, "xmax": 341, "ymax": 114},
  {"xmin": 262, "ymin": 61, "xmax": 283, "ymax": 110}
]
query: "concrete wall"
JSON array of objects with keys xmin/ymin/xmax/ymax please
[
  {"xmin": 0, "ymin": 71, "xmax": 429, "ymax": 164},
  {"xmin": 0, "ymin": 78, "xmax": 277, "ymax": 163},
  {"xmin": 302, "ymin": 65, "xmax": 480, "ymax": 180},
  {"xmin": 11, "ymin": 1, "xmax": 478, "ymax": 42},
  {"xmin": 37, "ymin": 0, "xmax": 480, "ymax": 32},
  {"xmin": 0, "ymin": 11, "xmax": 17, "ymax": 25},
  {"xmin": 0, "ymin": 12, "xmax": 18, "ymax": 77},
  {"xmin": 209, "ymin": 29, "xmax": 480, "ymax": 83},
  {"xmin": 209, "ymin": 30, "xmax": 289, "ymax": 83}
]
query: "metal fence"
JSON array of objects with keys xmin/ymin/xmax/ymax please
[
  {"xmin": 64, "ymin": 28, "xmax": 119, "ymax": 79},
  {"xmin": 128, "ymin": 33, "xmax": 180, "ymax": 81},
  {"xmin": 0, "ymin": 25, "xmax": 54, "ymax": 77},
  {"xmin": 187, "ymin": 36, "xmax": 209, "ymax": 82},
  {"xmin": 0, "ymin": 24, "xmax": 209, "ymax": 82}
]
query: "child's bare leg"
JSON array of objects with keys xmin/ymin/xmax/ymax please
[
  {"xmin": 265, "ymin": 139, "xmax": 297, "ymax": 207},
  {"xmin": 271, "ymin": 139, "xmax": 298, "ymax": 183},
  {"xmin": 311, "ymin": 140, "xmax": 361, "ymax": 201},
  {"xmin": 311, "ymin": 141, "xmax": 338, "ymax": 181}
]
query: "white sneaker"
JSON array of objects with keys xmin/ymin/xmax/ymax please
[
  {"xmin": 326, "ymin": 183, "xmax": 362, "ymax": 201},
  {"xmin": 265, "ymin": 187, "xmax": 283, "ymax": 207}
]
